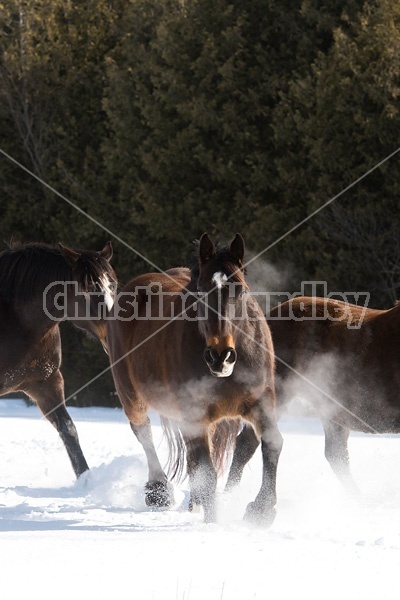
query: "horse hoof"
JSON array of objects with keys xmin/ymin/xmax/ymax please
[
  {"xmin": 188, "ymin": 499, "xmax": 202, "ymax": 513},
  {"xmin": 244, "ymin": 502, "xmax": 276, "ymax": 528},
  {"xmin": 145, "ymin": 481, "xmax": 173, "ymax": 508}
]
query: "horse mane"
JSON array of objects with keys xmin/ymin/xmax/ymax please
[
  {"xmin": 188, "ymin": 239, "xmax": 247, "ymax": 288},
  {"xmin": 0, "ymin": 241, "xmax": 115, "ymax": 305},
  {"xmin": 0, "ymin": 242, "xmax": 68, "ymax": 305}
]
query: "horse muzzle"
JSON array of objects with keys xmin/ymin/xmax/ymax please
[{"xmin": 203, "ymin": 346, "xmax": 237, "ymax": 377}]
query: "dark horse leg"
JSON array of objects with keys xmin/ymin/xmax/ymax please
[
  {"xmin": 227, "ymin": 419, "xmax": 359, "ymax": 500},
  {"xmin": 25, "ymin": 370, "xmax": 89, "ymax": 478},
  {"xmin": 225, "ymin": 423, "xmax": 260, "ymax": 491},
  {"xmin": 130, "ymin": 417, "xmax": 172, "ymax": 508},
  {"xmin": 185, "ymin": 433, "xmax": 217, "ymax": 523},
  {"xmin": 323, "ymin": 420, "xmax": 359, "ymax": 495},
  {"xmin": 244, "ymin": 414, "xmax": 283, "ymax": 527}
]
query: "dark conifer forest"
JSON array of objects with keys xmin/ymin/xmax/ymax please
[{"xmin": 1, "ymin": 1, "xmax": 399, "ymax": 403}]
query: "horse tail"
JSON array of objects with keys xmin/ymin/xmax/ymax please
[
  {"xmin": 160, "ymin": 416, "xmax": 186, "ymax": 482},
  {"xmin": 210, "ymin": 418, "xmax": 242, "ymax": 476},
  {"xmin": 161, "ymin": 416, "xmax": 242, "ymax": 480}
]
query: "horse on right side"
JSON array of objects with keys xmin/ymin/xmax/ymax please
[{"xmin": 226, "ymin": 295, "xmax": 400, "ymax": 492}]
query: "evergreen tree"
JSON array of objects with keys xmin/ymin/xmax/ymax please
[
  {"xmin": 1, "ymin": 0, "xmax": 398, "ymax": 405},
  {"xmin": 104, "ymin": 0, "xmax": 369, "ymax": 277},
  {"xmin": 291, "ymin": 1, "xmax": 400, "ymax": 305},
  {"xmin": 104, "ymin": 0, "xmax": 300, "ymax": 267},
  {"xmin": 0, "ymin": 0, "xmax": 124, "ymax": 404}
]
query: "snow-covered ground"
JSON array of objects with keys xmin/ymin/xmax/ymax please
[{"xmin": 0, "ymin": 399, "xmax": 400, "ymax": 599}]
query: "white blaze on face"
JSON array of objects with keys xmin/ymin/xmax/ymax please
[
  {"xmin": 100, "ymin": 274, "xmax": 115, "ymax": 311},
  {"xmin": 212, "ymin": 271, "xmax": 228, "ymax": 289}
]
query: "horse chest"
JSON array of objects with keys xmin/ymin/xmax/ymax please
[
  {"xmin": 0, "ymin": 357, "xmax": 57, "ymax": 393},
  {"xmin": 138, "ymin": 375, "xmax": 230, "ymax": 422},
  {"xmin": 0, "ymin": 368, "xmax": 24, "ymax": 392},
  {"xmin": 26, "ymin": 357, "xmax": 58, "ymax": 380}
]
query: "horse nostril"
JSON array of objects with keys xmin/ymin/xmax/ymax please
[
  {"xmin": 222, "ymin": 347, "xmax": 237, "ymax": 364},
  {"xmin": 204, "ymin": 347, "xmax": 217, "ymax": 365}
]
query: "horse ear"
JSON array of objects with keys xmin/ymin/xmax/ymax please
[
  {"xmin": 229, "ymin": 233, "xmax": 245, "ymax": 267},
  {"xmin": 59, "ymin": 243, "xmax": 80, "ymax": 267},
  {"xmin": 99, "ymin": 241, "xmax": 113, "ymax": 262},
  {"xmin": 199, "ymin": 233, "xmax": 216, "ymax": 264}
]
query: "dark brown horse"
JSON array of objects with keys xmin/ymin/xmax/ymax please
[
  {"xmin": 226, "ymin": 295, "xmax": 400, "ymax": 492},
  {"xmin": 0, "ymin": 241, "xmax": 116, "ymax": 478},
  {"xmin": 107, "ymin": 233, "xmax": 282, "ymax": 524}
]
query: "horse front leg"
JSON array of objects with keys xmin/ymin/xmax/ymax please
[
  {"xmin": 130, "ymin": 417, "xmax": 172, "ymax": 508},
  {"xmin": 244, "ymin": 409, "xmax": 283, "ymax": 527},
  {"xmin": 185, "ymin": 433, "xmax": 217, "ymax": 523},
  {"xmin": 25, "ymin": 370, "xmax": 89, "ymax": 478},
  {"xmin": 48, "ymin": 405, "xmax": 89, "ymax": 477}
]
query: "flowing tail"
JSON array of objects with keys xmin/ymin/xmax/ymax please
[
  {"xmin": 160, "ymin": 417, "xmax": 243, "ymax": 481},
  {"xmin": 210, "ymin": 418, "xmax": 242, "ymax": 475},
  {"xmin": 160, "ymin": 417, "xmax": 186, "ymax": 481}
]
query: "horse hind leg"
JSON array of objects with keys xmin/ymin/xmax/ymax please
[
  {"xmin": 323, "ymin": 420, "xmax": 360, "ymax": 496},
  {"xmin": 130, "ymin": 417, "xmax": 172, "ymax": 508},
  {"xmin": 225, "ymin": 423, "xmax": 260, "ymax": 491},
  {"xmin": 25, "ymin": 371, "xmax": 89, "ymax": 478}
]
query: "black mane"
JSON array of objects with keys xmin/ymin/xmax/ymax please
[{"xmin": 0, "ymin": 241, "xmax": 115, "ymax": 305}]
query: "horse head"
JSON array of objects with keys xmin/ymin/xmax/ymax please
[
  {"xmin": 58, "ymin": 241, "xmax": 117, "ymax": 344},
  {"xmin": 193, "ymin": 233, "xmax": 248, "ymax": 378}
]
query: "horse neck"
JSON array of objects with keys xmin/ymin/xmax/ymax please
[
  {"xmin": 2, "ymin": 252, "xmax": 73, "ymax": 326},
  {"xmin": 8, "ymin": 293, "xmax": 61, "ymax": 338},
  {"xmin": 22, "ymin": 279, "xmax": 92, "ymax": 335}
]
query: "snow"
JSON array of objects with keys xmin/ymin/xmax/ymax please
[{"xmin": 0, "ymin": 399, "xmax": 399, "ymax": 600}]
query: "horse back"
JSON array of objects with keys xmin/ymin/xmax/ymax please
[
  {"xmin": 269, "ymin": 296, "xmax": 393, "ymax": 353},
  {"xmin": 123, "ymin": 269, "xmax": 190, "ymax": 294}
]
